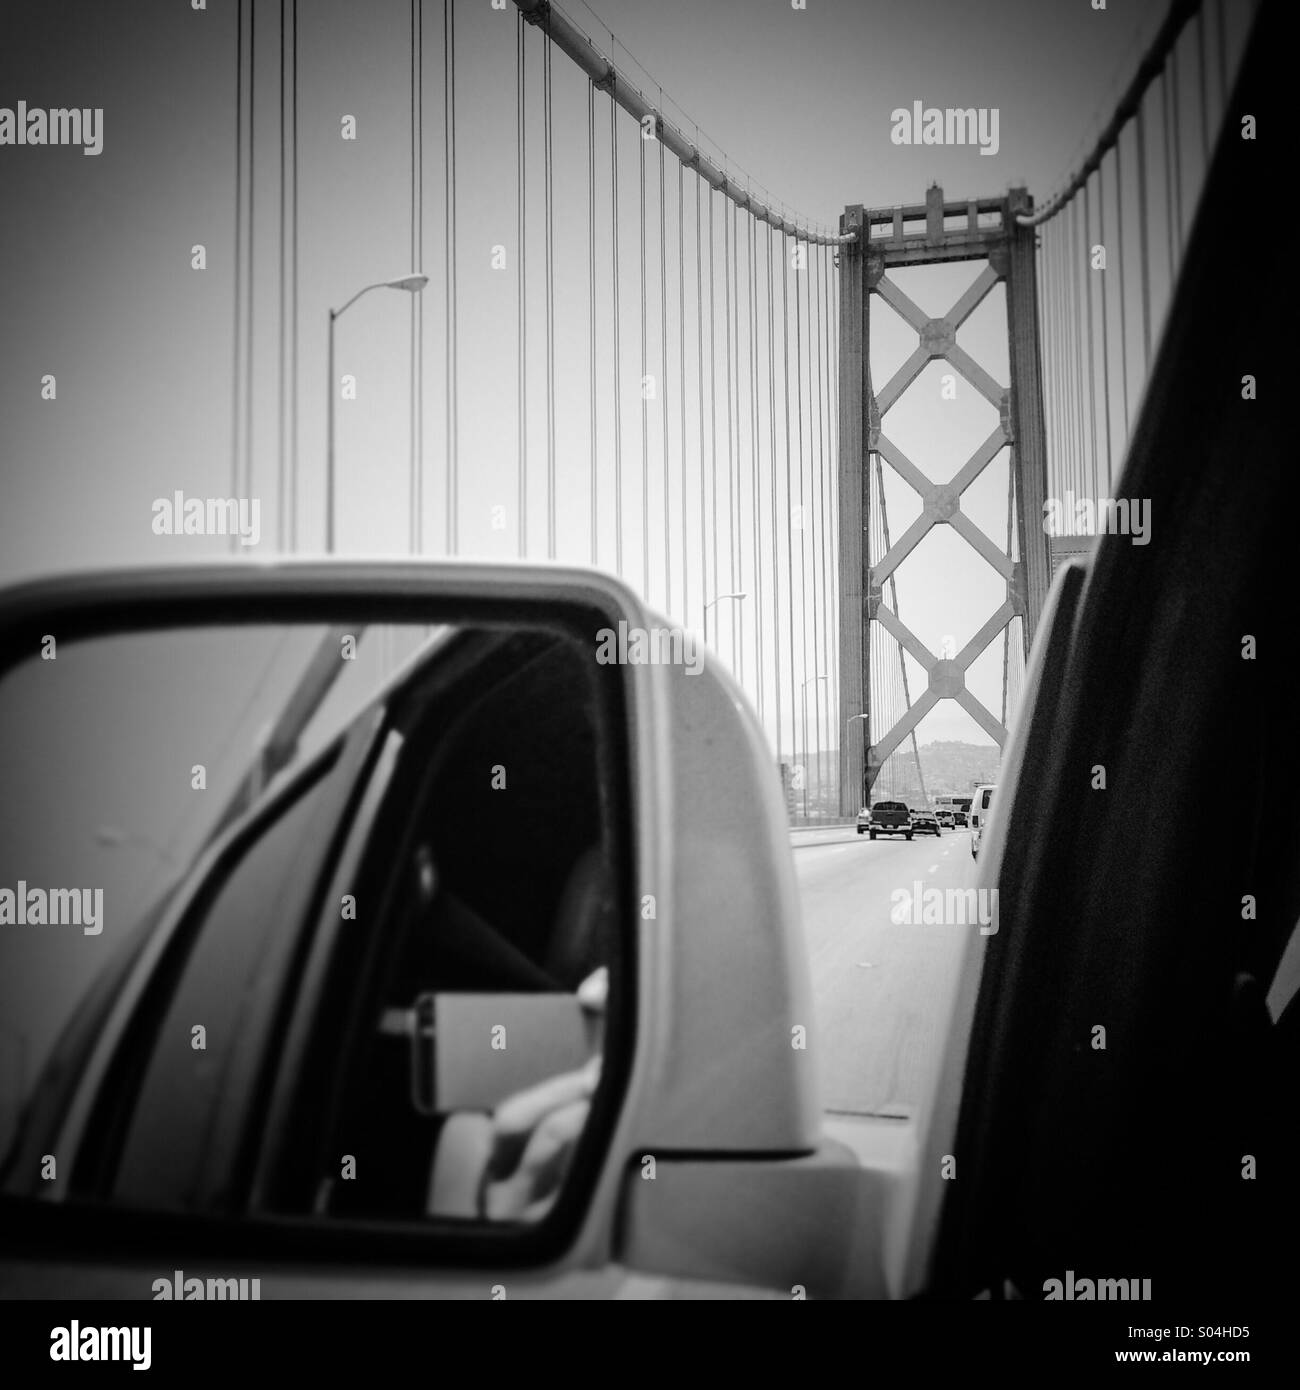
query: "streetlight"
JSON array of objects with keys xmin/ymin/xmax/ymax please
[
  {"xmin": 702, "ymin": 591, "xmax": 747, "ymax": 648},
  {"xmin": 326, "ymin": 273, "xmax": 429, "ymax": 553},
  {"xmin": 845, "ymin": 712, "xmax": 869, "ymax": 815},
  {"xmin": 801, "ymin": 674, "xmax": 828, "ymax": 820}
]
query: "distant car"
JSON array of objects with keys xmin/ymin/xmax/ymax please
[
  {"xmin": 911, "ymin": 810, "xmax": 940, "ymax": 837},
  {"xmin": 953, "ymin": 811, "xmax": 969, "ymax": 828},
  {"xmin": 970, "ymin": 782, "xmax": 997, "ymax": 859},
  {"xmin": 860, "ymin": 800, "xmax": 913, "ymax": 840},
  {"xmin": 934, "ymin": 809, "xmax": 954, "ymax": 828}
]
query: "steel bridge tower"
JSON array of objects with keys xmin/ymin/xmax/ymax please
[{"xmin": 837, "ymin": 185, "xmax": 1052, "ymax": 815}]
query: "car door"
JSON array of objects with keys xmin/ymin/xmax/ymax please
[{"xmin": 923, "ymin": 0, "xmax": 1288, "ymax": 1303}]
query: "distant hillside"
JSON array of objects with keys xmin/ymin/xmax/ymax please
[{"xmin": 916, "ymin": 740, "xmax": 1001, "ymax": 795}]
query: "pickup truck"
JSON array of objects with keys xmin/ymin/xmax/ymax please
[{"xmin": 857, "ymin": 800, "xmax": 913, "ymax": 840}]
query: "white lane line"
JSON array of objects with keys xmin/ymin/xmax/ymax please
[{"xmin": 928, "ymin": 863, "xmax": 939, "ymax": 873}]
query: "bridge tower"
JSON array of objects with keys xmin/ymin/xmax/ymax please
[{"xmin": 837, "ymin": 185, "xmax": 1052, "ymax": 815}]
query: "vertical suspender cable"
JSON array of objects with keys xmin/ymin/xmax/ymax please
[
  {"xmin": 767, "ymin": 224, "xmax": 782, "ymax": 765},
  {"xmin": 1162, "ymin": 67, "xmax": 1178, "ymax": 268},
  {"xmin": 1135, "ymin": 102, "xmax": 1152, "ymax": 369},
  {"xmin": 781, "ymin": 232, "xmax": 796, "ymax": 777},
  {"xmin": 443, "ymin": 0, "xmax": 458, "ymax": 554},
  {"xmin": 410, "ymin": 0, "xmax": 424, "ymax": 554},
  {"xmin": 243, "ymin": 2, "xmax": 255, "ymax": 544},
  {"xmin": 1063, "ymin": 203, "xmax": 1077, "ymax": 506},
  {"xmin": 1083, "ymin": 180, "xmax": 1098, "ymax": 501},
  {"xmin": 640, "ymin": 132, "xmax": 649, "ymax": 595},
  {"xmin": 795, "ymin": 238, "xmax": 810, "ymax": 800},
  {"xmin": 588, "ymin": 85, "xmax": 598, "ymax": 565},
  {"xmin": 544, "ymin": 25, "xmax": 556, "ymax": 557},
  {"xmin": 749, "ymin": 213, "xmax": 764, "ymax": 724},
  {"xmin": 724, "ymin": 201, "xmax": 736, "ymax": 673},
  {"xmin": 708, "ymin": 190, "xmax": 718, "ymax": 640},
  {"xmin": 1171, "ymin": 45, "xmax": 1184, "ymax": 257},
  {"xmin": 678, "ymin": 161, "xmax": 687, "ymax": 622},
  {"xmin": 660, "ymin": 136, "xmax": 670, "ymax": 614},
  {"xmin": 815, "ymin": 243, "xmax": 830, "ymax": 803},
  {"xmin": 1098, "ymin": 165, "xmax": 1113, "ymax": 489},
  {"xmin": 290, "ymin": 0, "xmax": 299, "ymax": 551},
  {"xmin": 278, "ymin": 0, "xmax": 287, "ymax": 551},
  {"xmin": 610, "ymin": 98, "xmax": 623, "ymax": 574},
  {"xmin": 696, "ymin": 172, "xmax": 705, "ymax": 630},
  {"xmin": 516, "ymin": 11, "xmax": 527, "ymax": 556},
  {"xmin": 1115, "ymin": 134, "xmax": 1131, "ymax": 443},
  {"xmin": 232, "ymin": 0, "xmax": 243, "ymax": 531}
]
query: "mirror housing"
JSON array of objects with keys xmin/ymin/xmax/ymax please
[{"xmin": 0, "ymin": 558, "xmax": 819, "ymax": 1277}]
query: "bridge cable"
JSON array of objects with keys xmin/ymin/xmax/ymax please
[
  {"xmin": 696, "ymin": 169, "xmax": 706, "ymax": 634},
  {"xmin": 781, "ymin": 232, "xmax": 796, "ymax": 778},
  {"xmin": 409, "ymin": 0, "xmax": 424, "ymax": 554},
  {"xmin": 677, "ymin": 161, "xmax": 691, "ymax": 623},
  {"xmin": 516, "ymin": 8, "xmax": 527, "ymax": 557},
  {"xmin": 231, "ymin": 0, "xmax": 243, "ymax": 537},
  {"xmin": 289, "ymin": 0, "xmax": 299, "ymax": 550},
  {"xmin": 817, "ymin": 239, "xmax": 839, "ymax": 783},
  {"xmin": 1083, "ymin": 180, "xmax": 1099, "ymax": 502},
  {"xmin": 1171, "ymin": 48, "xmax": 1185, "ymax": 258},
  {"xmin": 639, "ymin": 129, "xmax": 648, "ymax": 595},
  {"xmin": 817, "ymin": 243, "xmax": 834, "ymax": 791},
  {"xmin": 796, "ymin": 237, "xmax": 811, "ymax": 802},
  {"xmin": 767, "ymin": 224, "xmax": 783, "ymax": 774},
  {"xmin": 544, "ymin": 23, "xmax": 556, "ymax": 558},
  {"xmin": 1114, "ymin": 136, "xmax": 1131, "ymax": 442},
  {"xmin": 725, "ymin": 200, "xmax": 737, "ymax": 674},
  {"xmin": 1135, "ymin": 103, "xmax": 1152, "ymax": 368},
  {"xmin": 609, "ymin": 95, "xmax": 623, "ymax": 574},
  {"xmin": 588, "ymin": 83, "xmax": 598, "ymax": 564},
  {"xmin": 443, "ymin": 0, "xmax": 458, "ymax": 554},
  {"xmin": 242, "ymin": 0, "xmax": 254, "ymax": 549},
  {"xmin": 708, "ymin": 190, "xmax": 718, "ymax": 647},
  {"xmin": 660, "ymin": 134, "xmax": 670, "ymax": 614},
  {"xmin": 747, "ymin": 211, "xmax": 763, "ymax": 723},
  {"xmin": 1161, "ymin": 67, "xmax": 1178, "ymax": 268},
  {"xmin": 1097, "ymin": 166, "xmax": 1114, "ymax": 488}
]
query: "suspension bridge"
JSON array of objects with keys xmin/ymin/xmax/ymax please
[{"xmin": 225, "ymin": 0, "xmax": 1257, "ymax": 823}]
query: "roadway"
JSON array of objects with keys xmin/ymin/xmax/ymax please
[{"xmin": 791, "ymin": 825, "xmax": 979, "ymax": 1119}]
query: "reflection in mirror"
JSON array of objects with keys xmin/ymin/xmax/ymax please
[{"xmin": 0, "ymin": 618, "xmax": 625, "ymax": 1229}]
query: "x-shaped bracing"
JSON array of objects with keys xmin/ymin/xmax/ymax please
[{"xmin": 866, "ymin": 261, "xmax": 1022, "ymax": 769}]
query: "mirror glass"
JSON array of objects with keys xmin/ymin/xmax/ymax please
[{"xmin": 0, "ymin": 617, "xmax": 627, "ymax": 1229}]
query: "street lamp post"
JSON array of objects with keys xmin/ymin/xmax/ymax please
[
  {"xmin": 326, "ymin": 273, "xmax": 429, "ymax": 553},
  {"xmin": 702, "ymin": 591, "xmax": 747, "ymax": 649},
  {"xmin": 801, "ymin": 674, "xmax": 828, "ymax": 819}
]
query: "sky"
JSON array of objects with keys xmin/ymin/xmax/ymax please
[{"xmin": 0, "ymin": 0, "xmax": 1251, "ymax": 758}]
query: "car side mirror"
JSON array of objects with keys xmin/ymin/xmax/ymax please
[{"xmin": 0, "ymin": 560, "xmax": 817, "ymax": 1278}]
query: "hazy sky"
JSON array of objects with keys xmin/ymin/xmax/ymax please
[{"xmin": 0, "ymin": 0, "xmax": 1249, "ymax": 754}]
